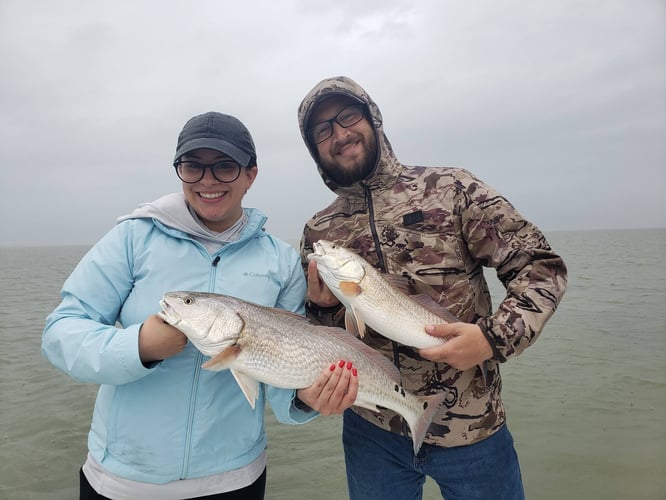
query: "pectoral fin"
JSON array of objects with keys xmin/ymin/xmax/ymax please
[
  {"xmin": 339, "ymin": 281, "xmax": 362, "ymax": 297},
  {"xmin": 202, "ymin": 345, "xmax": 240, "ymax": 371}
]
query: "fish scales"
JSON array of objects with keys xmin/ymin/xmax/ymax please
[
  {"xmin": 348, "ymin": 268, "xmax": 445, "ymax": 346},
  {"xmin": 307, "ymin": 240, "xmax": 457, "ymax": 349},
  {"xmin": 159, "ymin": 291, "xmax": 447, "ymax": 453}
]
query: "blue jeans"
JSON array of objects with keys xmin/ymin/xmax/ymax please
[{"xmin": 343, "ymin": 410, "xmax": 525, "ymax": 500}]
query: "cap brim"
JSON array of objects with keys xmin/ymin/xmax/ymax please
[{"xmin": 174, "ymin": 138, "xmax": 251, "ymax": 166}]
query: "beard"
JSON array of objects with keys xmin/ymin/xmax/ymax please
[{"xmin": 318, "ymin": 134, "xmax": 378, "ymax": 186}]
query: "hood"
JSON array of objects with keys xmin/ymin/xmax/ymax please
[
  {"xmin": 297, "ymin": 76, "xmax": 402, "ymax": 197},
  {"xmin": 117, "ymin": 192, "xmax": 266, "ymax": 252}
]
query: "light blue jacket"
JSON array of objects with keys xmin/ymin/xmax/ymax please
[{"xmin": 42, "ymin": 205, "xmax": 313, "ymax": 483}]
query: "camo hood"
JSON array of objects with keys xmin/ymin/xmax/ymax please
[{"xmin": 297, "ymin": 76, "xmax": 402, "ymax": 197}]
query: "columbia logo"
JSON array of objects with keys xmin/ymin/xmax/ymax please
[{"xmin": 243, "ymin": 272, "xmax": 271, "ymax": 279}]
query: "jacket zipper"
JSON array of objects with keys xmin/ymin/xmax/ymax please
[
  {"xmin": 363, "ymin": 184, "xmax": 387, "ymax": 273},
  {"xmin": 363, "ymin": 184, "xmax": 401, "ymax": 366},
  {"xmin": 180, "ymin": 255, "xmax": 220, "ymax": 479},
  {"xmin": 364, "ymin": 184, "xmax": 408, "ymax": 435}
]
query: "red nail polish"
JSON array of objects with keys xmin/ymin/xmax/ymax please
[
  {"xmin": 352, "ymin": 368, "xmax": 358, "ymax": 376},
  {"xmin": 338, "ymin": 360, "xmax": 345, "ymax": 368},
  {"xmin": 329, "ymin": 364, "xmax": 335, "ymax": 371},
  {"xmin": 346, "ymin": 361, "xmax": 352, "ymax": 370}
]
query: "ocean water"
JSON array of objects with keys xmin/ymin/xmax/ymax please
[{"xmin": 0, "ymin": 229, "xmax": 664, "ymax": 499}]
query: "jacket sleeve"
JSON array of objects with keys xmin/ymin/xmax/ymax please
[
  {"xmin": 274, "ymin": 245, "xmax": 307, "ymax": 316},
  {"xmin": 457, "ymin": 170, "xmax": 568, "ymax": 362},
  {"xmin": 265, "ymin": 243, "xmax": 319, "ymax": 424},
  {"xmin": 41, "ymin": 223, "xmax": 153, "ymax": 385}
]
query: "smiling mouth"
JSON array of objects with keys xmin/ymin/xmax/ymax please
[
  {"xmin": 335, "ymin": 137, "xmax": 361, "ymax": 156},
  {"xmin": 199, "ymin": 192, "xmax": 226, "ymax": 200}
]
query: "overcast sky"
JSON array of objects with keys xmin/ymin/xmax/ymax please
[{"xmin": 1, "ymin": 0, "xmax": 664, "ymax": 248}]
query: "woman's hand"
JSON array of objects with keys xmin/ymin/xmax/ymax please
[
  {"xmin": 138, "ymin": 314, "xmax": 188, "ymax": 363},
  {"xmin": 296, "ymin": 360, "xmax": 358, "ymax": 415}
]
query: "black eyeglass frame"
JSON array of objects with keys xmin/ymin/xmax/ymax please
[
  {"xmin": 307, "ymin": 104, "xmax": 366, "ymax": 145},
  {"xmin": 173, "ymin": 159, "xmax": 243, "ymax": 184}
]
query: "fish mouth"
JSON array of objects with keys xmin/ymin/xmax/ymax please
[
  {"xmin": 158, "ymin": 299, "xmax": 178, "ymax": 326},
  {"xmin": 308, "ymin": 241, "xmax": 325, "ymax": 260}
]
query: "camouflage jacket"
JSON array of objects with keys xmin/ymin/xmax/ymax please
[{"xmin": 298, "ymin": 76, "xmax": 567, "ymax": 447}]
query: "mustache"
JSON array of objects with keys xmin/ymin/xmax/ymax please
[{"xmin": 332, "ymin": 136, "xmax": 359, "ymax": 154}]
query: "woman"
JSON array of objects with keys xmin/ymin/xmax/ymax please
[{"xmin": 42, "ymin": 111, "xmax": 357, "ymax": 499}]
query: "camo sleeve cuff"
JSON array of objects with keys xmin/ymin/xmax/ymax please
[
  {"xmin": 305, "ymin": 300, "xmax": 345, "ymax": 327},
  {"xmin": 477, "ymin": 317, "xmax": 507, "ymax": 363}
]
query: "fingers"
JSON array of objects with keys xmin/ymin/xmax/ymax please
[
  {"xmin": 139, "ymin": 315, "xmax": 188, "ymax": 363},
  {"xmin": 342, "ymin": 362, "xmax": 359, "ymax": 407},
  {"xmin": 420, "ymin": 324, "xmax": 493, "ymax": 371},
  {"xmin": 306, "ymin": 260, "xmax": 326, "ymax": 298},
  {"xmin": 425, "ymin": 323, "xmax": 456, "ymax": 338},
  {"xmin": 419, "ymin": 344, "xmax": 447, "ymax": 363},
  {"xmin": 300, "ymin": 360, "xmax": 358, "ymax": 416},
  {"xmin": 307, "ymin": 260, "xmax": 340, "ymax": 307},
  {"xmin": 307, "ymin": 260, "xmax": 319, "ymax": 287},
  {"xmin": 325, "ymin": 360, "xmax": 355, "ymax": 409}
]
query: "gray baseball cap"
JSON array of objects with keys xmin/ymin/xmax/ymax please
[{"xmin": 174, "ymin": 112, "xmax": 256, "ymax": 166}]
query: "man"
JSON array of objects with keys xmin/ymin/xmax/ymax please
[{"xmin": 298, "ymin": 76, "xmax": 567, "ymax": 500}]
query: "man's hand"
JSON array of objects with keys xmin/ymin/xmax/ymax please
[
  {"xmin": 419, "ymin": 322, "xmax": 493, "ymax": 371},
  {"xmin": 296, "ymin": 360, "xmax": 358, "ymax": 415},
  {"xmin": 138, "ymin": 314, "xmax": 188, "ymax": 363},
  {"xmin": 307, "ymin": 260, "xmax": 340, "ymax": 307}
]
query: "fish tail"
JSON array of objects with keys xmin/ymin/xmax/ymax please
[{"xmin": 405, "ymin": 392, "xmax": 447, "ymax": 454}]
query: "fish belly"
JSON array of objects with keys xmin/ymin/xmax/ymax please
[{"xmin": 352, "ymin": 291, "xmax": 444, "ymax": 349}]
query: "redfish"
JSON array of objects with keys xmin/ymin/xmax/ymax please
[{"xmin": 159, "ymin": 291, "xmax": 446, "ymax": 453}]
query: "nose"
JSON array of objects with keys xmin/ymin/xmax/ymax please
[
  {"xmin": 200, "ymin": 167, "xmax": 219, "ymax": 184},
  {"xmin": 330, "ymin": 120, "xmax": 351, "ymax": 140}
]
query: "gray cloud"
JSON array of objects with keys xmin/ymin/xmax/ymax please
[{"xmin": 1, "ymin": 0, "xmax": 664, "ymax": 247}]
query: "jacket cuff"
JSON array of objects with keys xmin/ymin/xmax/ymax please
[
  {"xmin": 305, "ymin": 300, "xmax": 344, "ymax": 326},
  {"xmin": 476, "ymin": 317, "xmax": 506, "ymax": 362}
]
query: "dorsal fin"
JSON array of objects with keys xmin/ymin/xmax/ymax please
[
  {"xmin": 385, "ymin": 273, "xmax": 461, "ymax": 323},
  {"xmin": 382, "ymin": 273, "xmax": 413, "ymax": 295},
  {"xmin": 410, "ymin": 294, "xmax": 461, "ymax": 323}
]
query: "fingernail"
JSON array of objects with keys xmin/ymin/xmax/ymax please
[
  {"xmin": 329, "ymin": 364, "xmax": 336, "ymax": 371},
  {"xmin": 352, "ymin": 368, "xmax": 358, "ymax": 376},
  {"xmin": 338, "ymin": 360, "xmax": 345, "ymax": 368},
  {"xmin": 346, "ymin": 361, "xmax": 352, "ymax": 370}
]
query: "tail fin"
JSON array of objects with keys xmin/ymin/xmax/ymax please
[{"xmin": 405, "ymin": 392, "xmax": 447, "ymax": 454}]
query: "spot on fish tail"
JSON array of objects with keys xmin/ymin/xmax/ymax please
[
  {"xmin": 394, "ymin": 384, "xmax": 400, "ymax": 392},
  {"xmin": 423, "ymin": 402, "xmax": 429, "ymax": 410}
]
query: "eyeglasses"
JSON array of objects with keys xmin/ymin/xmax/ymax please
[
  {"xmin": 307, "ymin": 104, "xmax": 366, "ymax": 144},
  {"xmin": 173, "ymin": 159, "xmax": 242, "ymax": 183}
]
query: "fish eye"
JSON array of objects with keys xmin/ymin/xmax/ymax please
[{"xmin": 184, "ymin": 296, "xmax": 194, "ymax": 305}]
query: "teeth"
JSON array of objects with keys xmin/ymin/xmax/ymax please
[{"xmin": 200, "ymin": 192, "xmax": 224, "ymax": 199}]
